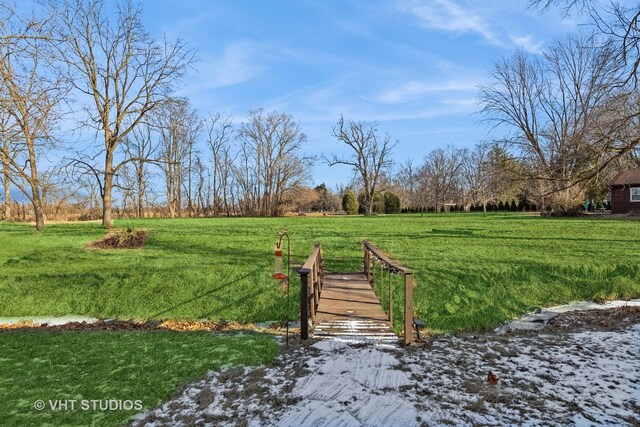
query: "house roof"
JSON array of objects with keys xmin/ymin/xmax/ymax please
[{"xmin": 610, "ymin": 168, "xmax": 640, "ymax": 186}]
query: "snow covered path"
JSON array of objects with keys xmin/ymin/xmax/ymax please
[
  {"xmin": 132, "ymin": 307, "xmax": 640, "ymax": 426},
  {"xmin": 275, "ymin": 340, "xmax": 417, "ymax": 427}
]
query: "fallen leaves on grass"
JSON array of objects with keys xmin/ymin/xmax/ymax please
[
  {"xmin": 0, "ymin": 320, "xmax": 35, "ymax": 330},
  {"xmin": 0, "ymin": 319, "xmax": 298, "ymax": 335}
]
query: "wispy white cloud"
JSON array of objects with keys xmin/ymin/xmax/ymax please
[
  {"xmin": 511, "ymin": 35, "xmax": 544, "ymax": 54},
  {"xmin": 437, "ymin": 97, "xmax": 478, "ymax": 108},
  {"xmin": 367, "ymin": 80, "xmax": 477, "ymax": 104},
  {"xmin": 264, "ymin": 75, "xmax": 356, "ymax": 111},
  {"xmin": 180, "ymin": 41, "xmax": 266, "ymax": 98},
  {"xmin": 206, "ymin": 41, "xmax": 265, "ymax": 88},
  {"xmin": 400, "ymin": 0, "xmax": 502, "ymax": 46},
  {"xmin": 399, "ymin": 0, "xmax": 548, "ymax": 54}
]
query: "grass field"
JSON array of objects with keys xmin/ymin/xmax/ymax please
[
  {"xmin": 0, "ymin": 214, "xmax": 639, "ymax": 332},
  {"xmin": 0, "ymin": 330, "xmax": 278, "ymax": 426}
]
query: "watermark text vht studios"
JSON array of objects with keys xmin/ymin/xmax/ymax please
[{"xmin": 34, "ymin": 399, "xmax": 143, "ymax": 411}]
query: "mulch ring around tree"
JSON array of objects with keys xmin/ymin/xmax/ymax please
[{"xmin": 88, "ymin": 228, "xmax": 148, "ymax": 249}]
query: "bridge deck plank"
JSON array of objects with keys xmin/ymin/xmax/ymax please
[{"xmin": 315, "ymin": 273, "xmax": 390, "ymax": 324}]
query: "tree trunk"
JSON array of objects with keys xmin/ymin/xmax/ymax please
[
  {"xmin": 213, "ymin": 158, "xmax": 219, "ymax": 215},
  {"xmin": 137, "ymin": 162, "xmax": 144, "ymax": 219},
  {"xmin": 25, "ymin": 135, "xmax": 45, "ymax": 232},
  {"xmin": 187, "ymin": 143, "xmax": 193, "ymax": 217},
  {"xmin": 2, "ymin": 158, "xmax": 10, "ymax": 220},
  {"xmin": 176, "ymin": 164, "xmax": 182, "ymax": 217},
  {"xmin": 102, "ymin": 150, "xmax": 114, "ymax": 228},
  {"xmin": 483, "ymin": 192, "xmax": 487, "ymax": 216},
  {"xmin": 137, "ymin": 188, "xmax": 143, "ymax": 218},
  {"xmin": 33, "ymin": 201, "xmax": 44, "ymax": 231}
]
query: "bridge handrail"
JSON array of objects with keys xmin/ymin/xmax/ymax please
[
  {"xmin": 363, "ymin": 240, "xmax": 414, "ymax": 345},
  {"xmin": 298, "ymin": 243, "xmax": 323, "ymax": 340},
  {"xmin": 363, "ymin": 240, "xmax": 411, "ymax": 274},
  {"xmin": 298, "ymin": 244, "xmax": 321, "ymax": 274}
]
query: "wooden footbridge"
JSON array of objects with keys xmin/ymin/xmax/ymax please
[{"xmin": 297, "ymin": 241, "xmax": 415, "ymax": 345}]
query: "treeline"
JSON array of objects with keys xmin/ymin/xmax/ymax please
[
  {"xmin": 3, "ymin": 0, "xmax": 640, "ymax": 230},
  {"xmin": 0, "ymin": 0, "xmax": 313, "ymax": 228},
  {"xmin": 3, "ymin": 105, "xmax": 311, "ymax": 221},
  {"xmin": 100, "ymin": 105, "xmax": 309, "ymax": 219}
]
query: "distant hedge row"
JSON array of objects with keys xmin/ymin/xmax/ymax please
[
  {"xmin": 341, "ymin": 191, "xmax": 402, "ymax": 215},
  {"xmin": 401, "ymin": 200, "xmax": 539, "ymax": 213}
]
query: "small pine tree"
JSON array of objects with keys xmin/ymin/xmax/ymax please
[
  {"xmin": 357, "ymin": 191, "xmax": 367, "ymax": 214},
  {"xmin": 510, "ymin": 200, "xmax": 517, "ymax": 211},
  {"xmin": 384, "ymin": 192, "xmax": 401, "ymax": 214},
  {"xmin": 373, "ymin": 192, "xmax": 385, "ymax": 214},
  {"xmin": 342, "ymin": 191, "xmax": 358, "ymax": 215}
]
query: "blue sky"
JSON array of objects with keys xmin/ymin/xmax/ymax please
[{"xmin": 142, "ymin": 1, "xmax": 579, "ymax": 188}]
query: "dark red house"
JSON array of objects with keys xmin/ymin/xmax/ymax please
[{"xmin": 609, "ymin": 169, "xmax": 640, "ymax": 214}]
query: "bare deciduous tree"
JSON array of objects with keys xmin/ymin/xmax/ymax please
[
  {"xmin": 530, "ymin": 1, "xmax": 640, "ymax": 83},
  {"xmin": 192, "ymin": 155, "xmax": 209, "ymax": 215},
  {"xmin": 0, "ymin": 108, "xmax": 16, "ymax": 220},
  {"xmin": 122, "ymin": 121, "xmax": 158, "ymax": 218},
  {"xmin": 417, "ymin": 146, "xmax": 462, "ymax": 212},
  {"xmin": 460, "ymin": 144, "xmax": 492, "ymax": 214},
  {"xmin": 52, "ymin": 0, "xmax": 195, "ymax": 227},
  {"xmin": 395, "ymin": 159, "xmax": 420, "ymax": 211},
  {"xmin": 205, "ymin": 112, "xmax": 233, "ymax": 216},
  {"xmin": 0, "ymin": 7, "xmax": 66, "ymax": 231},
  {"xmin": 154, "ymin": 97, "xmax": 200, "ymax": 218},
  {"xmin": 235, "ymin": 110, "xmax": 309, "ymax": 216},
  {"xmin": 479, "ymin": 34, "xmax": 633, "ymax": 210},
  {"xmin": 326, "ymin": 115, "xmax": 396, "ymax": 215}
]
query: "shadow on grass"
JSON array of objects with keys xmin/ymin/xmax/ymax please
[{"xmin": 148, "ymin": 267, "xmax": 262, "ymax": 319}]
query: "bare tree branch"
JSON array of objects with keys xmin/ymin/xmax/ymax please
[{"xmin": 325, "ymin": 115, "xmax": 397, "ymax": 215}]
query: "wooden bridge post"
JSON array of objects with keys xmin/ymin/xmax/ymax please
[
  {"xmin": 363, "ymin": 245, "xmax": 369, "ymax": 279},
  {"xmin": 404, "ymin": 273, "xmax": 414, "ymax": 345},
  {"xmin": 299, "ymin": 268, "xmax": 310, "ymax": 340},
  {"xmin": 313, "ymin": 262, "xmax": 318, "ymax": 313},
  {"xmin": 309, "ymin": 271, "xmax": 316, "ymax": 322},
  {"xmin": 317, "ymin": 248, "xmax": 323, "ymax": 291},
  {"xmin": 388, "ymin": 270, "xmax": 392, "ymax": 322},
  {"xmin": 298, "ymin": 244, "xmax": 322, "ymax": 341}
]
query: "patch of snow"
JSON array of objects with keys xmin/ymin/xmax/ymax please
[
  {"xmin": 0, "ymin": 315, "xmax": 99, "ymax": 326},
  {"xmin": 133, "ymin": 310, "xmax": 640, "ymax": 426},
  {"xmin": 311, "ymin": 339, "xmax": 350, "ymax": 352},
  {"xmin": 496, "ymin": 299, "xmax": 640, "ymax": 333}
]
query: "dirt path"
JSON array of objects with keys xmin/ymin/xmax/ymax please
[{"xmin": 132, "ymin": 307, "xmax": 640, "ymax": 426}]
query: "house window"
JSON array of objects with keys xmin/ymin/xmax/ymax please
[{"xmin": 632, "ymin": 187, "xmax": 640, "ymax": 202}]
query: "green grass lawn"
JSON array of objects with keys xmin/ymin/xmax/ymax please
[
  {"xmin": 0, "ymin": 330, "xmax": 278, "ymax": 426},
  {"xmin": 0, "ymin": 214, "xmax": 639, "ymax": 332}
]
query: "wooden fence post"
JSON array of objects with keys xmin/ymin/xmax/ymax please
[
  {"xmin": 388, "ymin": 270, "xmax": 392, "ymax": 322},
  {"xmin": 300, "ymin": 268, "xmax": 310, "ymax": 340},
  {"xmin": 364, "ymin": 245, "xmax": 369, "ymax": 278},
  {"xmin": 404, "ymin": 273, "xmax": 414, "ymax": 345}
]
